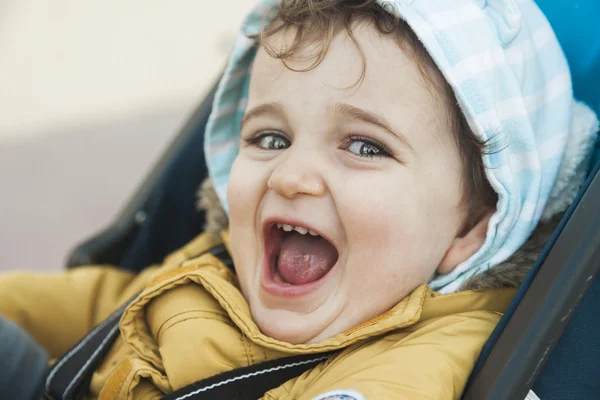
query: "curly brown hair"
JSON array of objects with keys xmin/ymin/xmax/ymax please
[{"xmin": 253, "ymin": 0, "xmax": 497, "ymax": 234}]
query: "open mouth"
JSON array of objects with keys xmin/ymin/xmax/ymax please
[{"xmin": 263, "ymin": 220, "xmax": 339, "ymax": 291}]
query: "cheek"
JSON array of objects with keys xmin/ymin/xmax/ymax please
[
  {"xmin": 227, "ymin": 156, "xmax": 267, "ymax": 225},
  {"xmin": 336, "ymin": 173, "xmax": 453, "ymax": 285},
  {"xmin": 337, "ymin": 174, "xmax": 421, "ymax": 249},
  {"xmin": 227, "ymin": 157, "xmax": 268, "ymax": 287},
  {"xmin": 332, "ymin": 177, "xmax": 437, "ymax": 315},
  {"xmin": 228, "ymin": 160, "xmax": 250, "ymax": 226}
]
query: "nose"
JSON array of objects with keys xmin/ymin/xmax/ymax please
[{"xmin": 268, "ymin": 152, "xmax": 327, "ymax": 199}]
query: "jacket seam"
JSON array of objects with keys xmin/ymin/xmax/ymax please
[
  {"xmin": 248, "ymin": 335, "xmax": 256, "ymax": 366},
  {"xmin": 155, "ymin": 309, "xmax": 228, "ymax": 337},
  {"xmin": 383, "ymin": 317, "xmax": 468, "ymax": 342},
  {"xmin": 240, "ymin": 333, "xmax": 248, "ymax": 367}
]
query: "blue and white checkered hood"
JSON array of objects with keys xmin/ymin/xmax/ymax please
[{"xmin": 205, "ymin": 0, "xmax": 579, "ymax": 293}]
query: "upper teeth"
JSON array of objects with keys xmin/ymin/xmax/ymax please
[{"xmin": 276, "ymin": 223, "xmax": 319, "ymax": 236}]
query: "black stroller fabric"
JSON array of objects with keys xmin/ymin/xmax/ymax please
[
  {"xmin": 118, "ymin": 105, "xmax": 211, "ymax": 272},
  {"xmin": 533, "ymin": 273, "xmax": 600, "ymax": 399}
]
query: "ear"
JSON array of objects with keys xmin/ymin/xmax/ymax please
[{"xmin": 437, "ymin": 209, "xmax": 495, "ymax": 275}]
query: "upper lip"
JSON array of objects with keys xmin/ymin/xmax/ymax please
[{"xmin": 261, "ymin": 216, "xmax": 339, "ymax": 252}]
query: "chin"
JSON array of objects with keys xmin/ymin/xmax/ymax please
[
  {"xmin": 250, "ymin": 304, "xmax": 337, "ymax": 344},
  {"xmin": 260, "ymin": 323, "xmax": 312, "ymax": 344}
]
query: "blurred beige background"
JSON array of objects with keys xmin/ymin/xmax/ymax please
[{"xmin": 0, "ymin": 1, "xmax": 254, "ymax": 271}]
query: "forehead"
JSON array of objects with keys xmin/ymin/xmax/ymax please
[{"xmin": 249, "ymin": 23, "xmax": 449, "ymax": 120}]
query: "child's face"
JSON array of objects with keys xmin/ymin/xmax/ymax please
[{"xmin": 228, "ymin": 24, "xmax": 466, "ymax": 344}]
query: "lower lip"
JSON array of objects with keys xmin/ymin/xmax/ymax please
[{"xmin": 260, "ymin": 252, "xmax": 336, "ymax": 298}]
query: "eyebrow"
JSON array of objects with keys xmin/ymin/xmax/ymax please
[
  {"xmin": 240, "ymin": 102, "xmax": 285, "ymax": 128},
  {"xmin": 240, "ymin": 101, "xmax": 413, "ymax": 152},
  {"xmin": 332, "ymin": 102, "xmax": 413, "ymax": 151}
]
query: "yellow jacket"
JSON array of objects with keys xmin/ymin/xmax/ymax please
[{"xmin": 0, "ymin": 230, "xmax": 515, "ymax": 399}]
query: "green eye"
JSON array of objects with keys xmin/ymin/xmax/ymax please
[
  {"xmin": 348, "ymin": 141, "xmax": 381, "ymax": 157},
  {"xmin": 346, "ymin": 137, "xmax": 390, "ymax": 159},
  {"xmin": 255, "ymin": 134, "xmax": 289, "ymax": 150}
]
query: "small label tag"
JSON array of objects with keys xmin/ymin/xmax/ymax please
[{"xmin": 525, "ymin": 390, "xmax": 541, "ymax": 400}]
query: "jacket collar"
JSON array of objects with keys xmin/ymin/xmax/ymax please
[{"xmin": 177, "ymin": 243, "xmax": 515, "ymax": 354}]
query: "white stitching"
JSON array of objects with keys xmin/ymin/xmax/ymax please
[
  {"xmin": 63, "ymin": 323, "xmax": 121, "ymax": 398},
  {"xmin": 45, "ymin": 304, "xmax": 125, "ymax": 392},
  {"xmin": 174, "ymin": 355, "xmax": 330, "ymax": 400}
]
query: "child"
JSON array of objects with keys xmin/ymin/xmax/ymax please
[{"xmin": 1, "ymin": 0, "xmax": 598, "ymax": 398}]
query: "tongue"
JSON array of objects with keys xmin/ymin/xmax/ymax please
[{"xmin": 277, "ymin": 232, "xmax": 338, "ymax": 285}]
